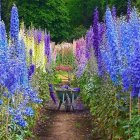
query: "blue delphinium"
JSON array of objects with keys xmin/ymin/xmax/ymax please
[
  {"xmin": 4, "ymin": 5, "xmax": 42, "ymax": 128},
  {"xmin": 120, "ymin": 20, "xmax": 132, "ymax": 91},
  {"xmin": 10, "ymin": 5, "xmax": 19, "ymax": 58},
  {"xmin": 13, "ymin": 114, "xmax": 27, "ymax": 127},
  {"xmin": 129, "ymin": 8, "xmax": 140, "ymax": 97},
  {"xmin": 0, "ymin": 21, "xmax": 8, "ymax": 86},
  {"xmin": 23, "ymin": 107, "xmax": 34, "ymax": 116},
  {"xmin": 18, "ymin": 39, "xmax": 29, "ymax": 88},
  {"xmin": 0, "ymin": 99, "xmax": 3, "ymax": 105},
  {"xmin": 10, "ymin": 4, "xmax": 19, "ymax": 42},
  {"xmin": 0, "ymin": 21, "xmax": 7, "ymax": 62},
  {"xmin": 129, "ymin": 52, "xmax": 140, "ymax": 97},
  {"xmin": 5, "ymin": 60, "xmax": 21, "ymax": 94},
  {"xmin": 105, "ymin": 7, "xmax": 121, "ymax": 85}
]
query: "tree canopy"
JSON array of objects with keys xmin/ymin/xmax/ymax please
[{"xmin": 1, "ymin": 0, "xmax": 140, "ymax": 43}]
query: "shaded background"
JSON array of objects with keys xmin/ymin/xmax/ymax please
[{"xmin": 1, "ymin": 0, "xmax": 140, "ymax": 43}]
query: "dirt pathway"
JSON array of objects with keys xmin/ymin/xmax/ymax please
[{"xmin": 29, "ymin": 100, "xmax": 98, "ymax": 140}]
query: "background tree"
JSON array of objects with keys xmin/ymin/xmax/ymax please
[{"xmin": 1, "ymin": 0, "xmax": 140, "ymax": 43}]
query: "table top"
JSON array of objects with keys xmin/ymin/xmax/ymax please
[{"xmin": 55, "ymin": 88, "xmax": 80, "ymax": 93}]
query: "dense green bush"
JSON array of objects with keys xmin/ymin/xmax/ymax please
[{"xmin": 74, "ymin": 70, "xmax": 139, "ymax": 139}]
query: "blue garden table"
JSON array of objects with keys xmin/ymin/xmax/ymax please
[{"xmin": 56, "ymin": 87, "xmax": 80, "ymax": 111}]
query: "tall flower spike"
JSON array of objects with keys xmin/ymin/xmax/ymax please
[
  {"xmin": 0, "ymin": 21, "xmax": 7, "ymax": 63},
  {"xmin": 0, "ymin": 21, "xmax": 8, "ymax": 86},
  {"xmin": 85, "ymin": 27, "xmax": 93, "ymax": 59},
  {"xmin": 129, "ymin": 9, "xmax": 140, "ymax": 97},
  {"xmin": 93, "ymin": 8, "xmax": 99, "ymax": 58},
  {"xmin": 0, "ymin": 0, "xmax": 1, "ymax": 21},
  {"xmin": 44, "ymin": 33, "xmax": 51, "ymax": 64},
  {"xmin": 111, "ymin": 6, "xmax": 117, "ymax": 20},
  {"xmin": 93, "ymin": 8, "xmax": 104, "ymax": 77},
  {"xmin": 127, "ymin": 0, "xmax": 131, "ymax": 22},
  {"xmin": 10, "ymin": 4, "xmax": 19, "ymax": 42},
  {"xmin": 37, "ymin": 30, "xmax": 42, "ymax": 44},
  {"xmin": 105, "ymin": 7, "xmax": 120, "ymax": 85}
]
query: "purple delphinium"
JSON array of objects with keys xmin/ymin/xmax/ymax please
[
  {"xmin": 111, "ymin": 6, "xmax": 117, "ymax": 20},
  {"xmin": 93, "ymin": 8, "xmax": 104, "ymax": 77},
  {"xmin": 29, "ymin": 49, "xmax": 32, "ymax": 56},
  {"xmin": 0, "ymin": 0, "xmax": 1, "ymax": 21},
  {"xmin": 73, "ymin": 87, "xmax": 80, "ymax": 92},
  {"xmin": 48, "ymin": 84, "xmax": 56, "ymax": 104},
  {"xmin": 29, "ymin": 49, "xmax": 33, "ymax": 64},
  {"xmin": 85, "ymin": 27, "xmax": 93, "ymax": 59},
  {"xmin": 37, "ymin": 30, "xmax": 42, "ymax": 44},
  {"xmin": 93, "ymin": 8, "xmax": 99, "ymax": 58},
  {"xmin": 75, "ymin": 41, "xmax": 81, "ymax": 64},
  {"xmin": 28, "ymin": 64, "xmax": 35, "ymax": 79},
  {"xmin": 75, "ymin": 38, "xmax": 87, "ymax": 78},
  {"xmin": 44, "ymin": 33, "xmax": 51, "ymax": 64},
  {"xmin": 127, "ymin": 0, "xmax": 131, "ymax": 22}
]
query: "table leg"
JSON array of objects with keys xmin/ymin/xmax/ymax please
[
  {"xmin": 58, "ymin": 100, "xmax": 62, "ymax": 110},
  {"xmin": 72, "ymin": 93, "xmax": 74, "ymax": 104},
  {"xmin": 63, "ymin": 93, "xmax": 65, "ymax": 103}
]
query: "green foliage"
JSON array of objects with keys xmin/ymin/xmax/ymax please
[
  {"xmin": 31, "ymin": 68, "xmax": 60, "ymax": 103},
  {"xmin": 17, "ymin": 0, "xmax": 70, "ymax": 43},
  {"xmin": 56, "ymin": 48, "xmax": 75, "ymax": 66},
  {"xmin": 120, "ymin": 108, "xmax": 140, "ymax": 140},
  {"xmin": 0, "ymin": 120, "xmax": 35, "ymax": 140},
  {"xmin": 76, "ymin": 70, "xmax": 139, "ymax": 139},
  {"xmin": 2, "ymin": 0, "xmax": 140, "ymax": 42},
  {"xmin": 69, "ymin": 25, "xmax": 87, "ymax": 41},
  {"xmin": 2, "ymin": 0, "xmax": 70, "ymax": 43},
  {"xmin": 1, "ymin": 0, "xmax": 14, "ymax": 31}
]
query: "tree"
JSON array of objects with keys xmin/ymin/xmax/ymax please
[
  {"xmin": 1, "ymin": 0, "xmax": 140, "ymax": 42},
  {"xmin": 16, "ymin": 0, "xmax": 70, "ymax": 43},
  {"xmin": 1, "ymin": 0, "xmax": 14, "ymax": 31}
]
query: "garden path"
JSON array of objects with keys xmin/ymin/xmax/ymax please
[{"xmin": 29, "ymin": 99, "xmax": 98, "ymax": 140}]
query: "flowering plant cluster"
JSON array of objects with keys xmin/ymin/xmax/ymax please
[
  {"xmin": 0, "ymin": 5, "xmax": 42, "ymax": 138},
  {"xmin": 75, "ymin": 3, "xmax": 140, "ymax": 98},
  {"xmin": 20, "ymin": 25, "xmax": 51, "ymax": 71},
  {"xmin": 74, "ymin": 38, "xmax": 88, "ymax": 78},
  {"xmin": 77, "ymin": 2, "xmax": 140, "ymax": 139}
]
